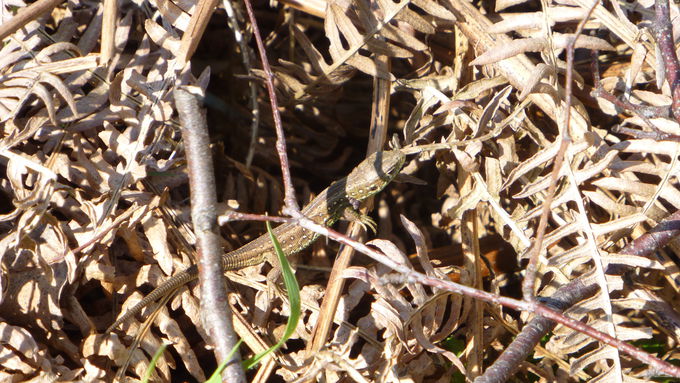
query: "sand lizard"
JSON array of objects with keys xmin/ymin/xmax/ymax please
[{"xmin": 106, "ymin": 150, "xmax": 406, "ymax": 332}]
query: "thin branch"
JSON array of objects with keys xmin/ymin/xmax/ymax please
[
  {"xmin": 475, "ymin": 207, "xmax": 680, "ymax": 382},
  {"xmin": 241, "ymin": 0, "xmax": 299, "ymax": 213},
  {"xmin": 289, "ymin": 213, "xmax": 680, "ymax": 377},
  {"xmin": 474, "ymin": 278, "xmax": 598, "ymax": 383},
  {"xmin": 221, "ymin": 0, "xmax": 260, "ymax": 167},
  {"xmin": 174, "ymin": 86, "xmax": 245, "ymax": 383},
  {"xmin": 590, "ymin": 79, "xmax": 670, "ymax": 121},
  {"xmin": 590, "ymin": 50, "xmax": 674, "ymax": 136},
  {"xmin": 0, "ymin": 0, "xmax": 64, "ymax": 41},
  {"xmin": 521, "ymin": 0, "xmax": 598, "ymax": 301},
  {"xmin": 654, "ymin": 0, "xmax": 680, "ymax": 121},
  {"xmin": 617, "ymin": 208, "xmax": 680, "ymax": 259}
]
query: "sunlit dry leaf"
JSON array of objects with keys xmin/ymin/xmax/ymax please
[
  {"xmin": 515, "ymin": 147, "xmax": 618, "ymax": 200},
  {"xmin": 592, "ymin": 177, "xmax": 680, "ymax": 209},
  {"xmin": 0, "ymin": 322, "xmax": 42, "ymax": 369},
  {"xmin": 502, "ymin": 137, "xmax": 592, "ymax": 191},
  {"xmin": 144, "ymin": 19, "xmax": 182, "ymax": 54},
  {"xmin": 0, "ymin": 256, "xmax": 78, "ymax": 355},
  {"xmin": 141, "ymin": 213, "xmax": 174, "ymax": 275},
  {"xmin": 495, "ymin": 0, "xmax": 529, "ymax": 12},
  {"xmin": 626, "ymin": 42, "xmax": 648, "ymax": 95},
  {"xmin": 570, "ymin": 347, "xmax": 620, "ymax": 376},
  {"xmin": 471, "ymin": 38, "xmax": 548, "ymax": 66},
  {"xmin": 0, "ymin": 344, "xmax": 36, "ymax": 374},
  {"xmin": 593, "ymin": 91, "xmax": 620, "ymax": 116},
  {"xmin": 411, "ymin": 0, "xmax": 455, "ymax": 21},
  {"xmin": 472, "ymin": 34, "xmax": 614, "ymax": 66},
  {"xmin": 582, "ymin": 190, "xmax": 639, "ymax": 217},
  {"xmin": 604, "ymin": 253, "xmax": 664, "ymax": 270},
  {"xmin": 490, "ymin": 7, "xmax": 588, "ymax": 34},
  {"xmin": 155, "ymin": 0, "xmax": 192, "ymax": 32},
  {"xmin": 590, "ymin": 213, "xmax": 646, "ymax": 237},
  {"xmin": 518, "ymin": 63, "xmax": 556, "ymax": 101},
  {"xmin": 2, "ymin": 0, "xmax": 680, "ymax": 380},
  {"xmin": 34, "ymin": 42, "xmax": 82, "ymax": 62},
  {"xmin": 477, "ymin": 85, "xmax": 512, "ymax": 136}
]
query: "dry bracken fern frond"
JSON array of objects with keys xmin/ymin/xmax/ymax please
[{"xmin": 260, "ymin": 0, "xmax": 456, "ymax": 103}]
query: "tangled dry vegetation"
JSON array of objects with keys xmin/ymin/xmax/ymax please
[{"xmin": 1, "ymin": 0, "xmax": 680, "ymax": 381}]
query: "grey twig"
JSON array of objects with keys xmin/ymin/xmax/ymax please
[{"xmin": 174, "ymin": 86, "xmax": 245, "ymax": 383}]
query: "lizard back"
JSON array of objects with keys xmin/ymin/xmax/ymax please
[{"xmin": 107, "ymin": 150, "xmax": 405, "ymax": 332}]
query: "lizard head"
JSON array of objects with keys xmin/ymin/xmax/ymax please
[{"xmin": 345, "ymin": 150, "xmax": 406, "ymax": 201}]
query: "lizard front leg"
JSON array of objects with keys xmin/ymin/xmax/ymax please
[{"xmin": 341, "ymin": 206, "xmax": 377, "ymax": 234}]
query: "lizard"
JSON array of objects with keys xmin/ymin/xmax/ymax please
[{"xmin": 106, "ymin": 150, "xmax": 406, "ymax": 332}]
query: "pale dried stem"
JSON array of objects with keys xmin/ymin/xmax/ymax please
[
  {"xmin": 177, "ymin": 0, "xmax": 220, "ymax": 67},
  {"xmin": 100, "ymin": 0, "xmax": 117, "ymax": 63},
  {"xmin": 307, "ymin": 53, "xmax": 393, "ymax": 356},
  {"xmin": 0, "ymin": 0, "xmax": 64, "ymax": 41}
]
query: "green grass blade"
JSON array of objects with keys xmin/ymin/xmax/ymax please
[
  {"xmin": 141, "ymin": 342, "xmax": 169, "ymax": 383},
  {"xmin": 242, "ymin": 221, "xmax": 301, "ymax": 369},
  {"xmin": 205, "ymin": 339, "xmax": 244, "ymax": 382}
]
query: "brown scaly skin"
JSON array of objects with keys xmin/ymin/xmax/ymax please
[{"xmin": 107, "ymin": 150, "xmax": 406, "ymax": 332}]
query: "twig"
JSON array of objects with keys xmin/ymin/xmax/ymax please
[
  {"xmin": 590, "ymin": 50, "xmax": 674, "ymax": 137},
  {"xmin": 521, "ymin": 0, "xmax": 598, "ymax": 301},
  {"xmin": 174, "ymin": 86, "xmax": 245, "ymax": 383},
  {"xmin": 289, "ymin": 214, "xmax": 680, "ymax": 377},
  {"xmin": 476, "ymin": 207, "xmax": 680, "ymax": 381},
  {"xmin": 616, "ymin": 208, "xmax": 680, "ymax": 259},
  {"xmin": 474, "ymin": 278, "xmax": 598, "ymax": 383},
  {"xmin": 654, "ymin": 0, "xmax": 680, "ymax": 121},
  {"xmin": 221, "ymin": 0, "xmax": 260, "ymax": 167},
  {"xmin": 590, "ymin": 57, "xmax": 670, "ymax": 120},
  {"xmin": 0, "ymin": 0, "xmax": 64, "ymax": 41},
  {"xmin": 241, "ymin": 0, "xmax": 299, "ymax": 213}
]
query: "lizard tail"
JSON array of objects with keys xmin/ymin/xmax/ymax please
[{"xmin": 106, "ymin": 265, "xmax": 199, "ymax": 333}]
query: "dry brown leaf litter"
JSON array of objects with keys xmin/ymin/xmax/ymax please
[{"xmin": 0, "ymin": 0, "xmax": 678, "ymax": 382}]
